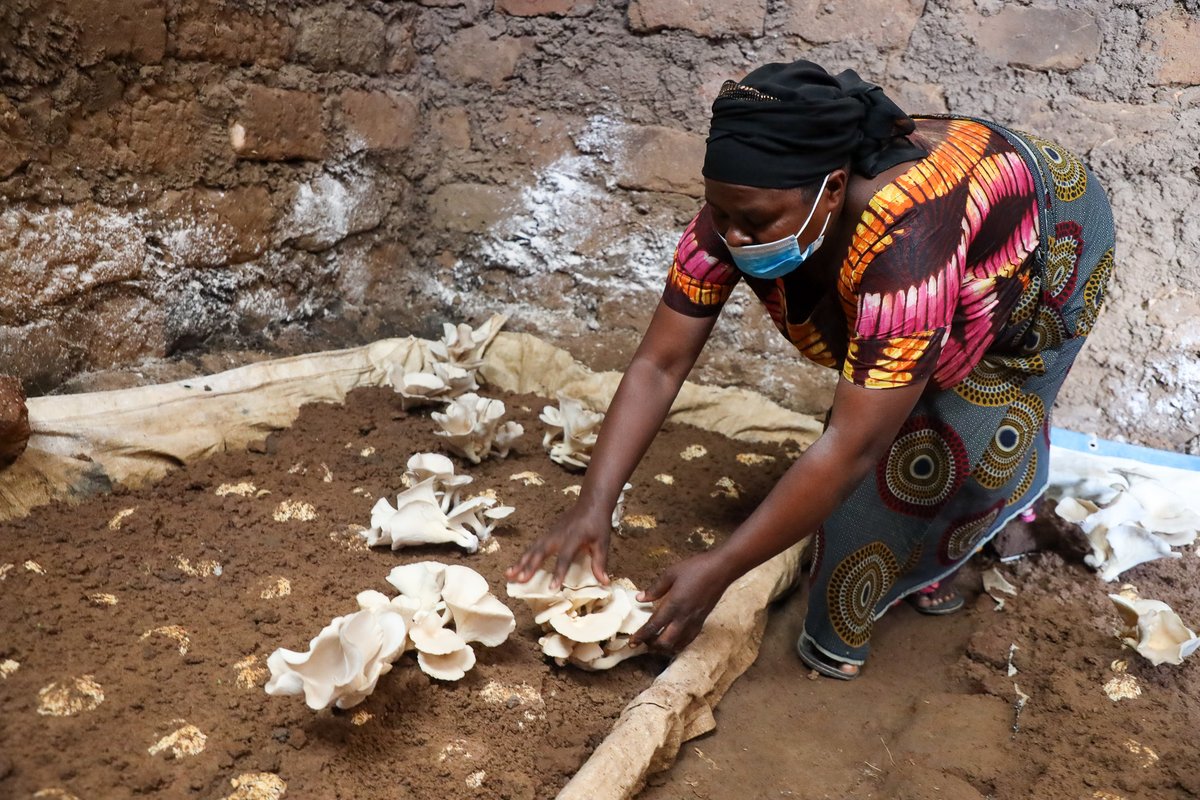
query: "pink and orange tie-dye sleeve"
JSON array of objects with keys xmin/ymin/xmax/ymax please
[
  {"xmin": 662, "ymin": 206, "xmax": 740, "ymax": 318},
  {"xmin": 841, "ymin": 198, "xmax": 962, "ymax": 389}
]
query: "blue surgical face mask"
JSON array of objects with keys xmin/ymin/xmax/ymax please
[{"xmin": 716, "ymin": 173, "xmax": 832, "ymax": 280}]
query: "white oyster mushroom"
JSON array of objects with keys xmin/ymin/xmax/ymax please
[
  {"xmin": 394, "ymin": 361, "xmax": 481, "ymax": 410},
  {"xmin": 405, "ymin": 453, "xmax": 474, "ymax": 511},
  {"xmin": 538, "ymin": 632, "xmax": 574, "ymax": 660},
  {"xmin": 366, "ymin": 480, "xmax": 482, "ymax": 553},
  {"xmin": 507, "ymin": 556, "xmax": 653, "ymax": 671},
  {"xmin": 548, "ymin": 587, "xmax": 631, "ymax": 643},
  {"xmin": 1109, "ymin": 593, "xmax": 1200, "ymax": 666},
  {"xmin": 409, "ymin": 609, "xmax": 468, "ymax": 655},
  {"xmin": 434, "ymin": 393, "xmax": 524, "ymax": 464},
  {"xmin": 396, "ymin": 372, "xmax": 449, "ymax": 410},
  {"xmin": 431, "ymin": 360, "xmax": 480, "ymax": 395},
  {"xmin": 440, "ymin": 565, "xmax": 516, "ymax": 647},
  {"xmin": 364, "ymin": 468, "xmax": 514, "ymax": 554},
  {"xmin": 265, "ymin": 590, "xmax": 408, "ymax": 710},
  {"xmin": 429, "ymin": 316, "xmax": 507, "ymax": 372},
  {"xmin": 386, "ymin": 561, "xmax": 450, "ymax": 612},
  {"xmin": 540, "ymin": 393, "xmax": 605, "ymax": 470},
  {"xmin": 387, "ymin": 562, "xmax": 515, "ymax": 681},
  {"xmin": 1057, "ymin": 496, "xmax": 1183, "ymax": 581},
  {"xmin": 1125, "ymin": 478, "xmax": 1200, "ymax": 543},
  {"xmin": 418, "ymin": 645, "xmax": 477, "ymax": 681}
]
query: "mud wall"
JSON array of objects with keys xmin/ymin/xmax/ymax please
[{"xmin": 2, "ymin": 0, "xmax": 1199, "ymax": 452}]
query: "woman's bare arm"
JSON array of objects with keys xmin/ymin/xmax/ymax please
[{"xmin": 507, "ymin": 299, "xmax": 719, "ymax": 586}]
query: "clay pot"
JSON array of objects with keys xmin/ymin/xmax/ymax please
[{"xmin": 0, "ymin": 375, "xmax": 30, "ymax": 469}]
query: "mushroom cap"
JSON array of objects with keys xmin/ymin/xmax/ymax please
[
  {"xmin": 548, "ymin": 589, "xmax": 631, "ymax": 644},
  {"xmin": 409, "ymin": 611, "xmax": 469, "ymax": 656},
  {"xmin": 440, "ymin": 566, "xmax": 515, "ymax": 647},
  {"xmin": 571, "ymin": 641, "xmax": 605, "ymax": 663},
  {"xmin": 406, "ymin": 452, "xmax": 457, "ymax": 478},
  {"xmin": 1126, "ymin": 479, "xmax": 1200, "ymax": 540},
  {"xmin": 538, "ymin": 633, "xmax": 573, "ymax": 660},
  {"xmin": 265, "ymin": 606, "xmax": 396, "ymax": 710},
  {"xmin": 532, "ymin": 599, "xmax": 575, "ymax": 626},
  {"xmin": 368, "ymin": 496, "xmax": 399, "ymax": 532},
  {"xmin": 440, "ymin": 565, "xmax": 490, "ymax": 605},
  {"xmin": 1109, "ymin": 593, "xmax": 1200, "ymax": 666},
  {"xmin": 506, "ymin": 570, "xmax": 560, "ymax": 603},
  {"xmin": 452, "ymin": 593, "xmax": 516, "ymax": 648},
  {"xmin": 484, "ymin": 505, "xmax": 515, "ymax": 520},
  {"xmin": 417, "ymin": 645, "xmax": 477, "ymax": 681},
  {"xmin": 400, "ymin": 372, "xmax": 446, "ymax": 393},
  {"xmin": 1093, "ymin": 523, "xmax": 1179, "ymax": 581},
  {"xmin": 387, "ymin": 562, "xmax": 448, "ymax": 611}
]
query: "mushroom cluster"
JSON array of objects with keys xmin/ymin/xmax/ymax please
[
  {"xmin": 389, "ymin": 316, "xmax": 506, "ymax": 409},
  {"xmin": 364, "ymin": 453, "xmax": 513, "ymax": 553},
  {"xmin": 387, "ymin": 562, "xmax": 516, "ymax": 680},
  {"xmin": 395, "ymin": 362, "xmax": 478, "ymax": 410},
  {"xmin": 265, "ymin": 564, "xmax": 515, "ymax": 709},
  {"xmin": 506, "ymin": 557, "xmax": 652, "ymax": 671},
  {"xmin": 432, "ymin": 393, "xmax": 524, "ymax": 464},
  {"xmin": 1108, "ymin": 588, "xmax": 1200, "ymax": 666},
  {"xmin": 265, "ymin": 589, "xmax": 409, "ymax": 710},
  {"xmin": 1056, "ymin": 478, "xmax": 1199, "ymax": 581},
  {"xmin": 540, "ymin": 393, "xmax": 604, "ymax": 470},
  {"xmin": 429, "ymin": 318, "xmax": 506, "ymax": 372}
]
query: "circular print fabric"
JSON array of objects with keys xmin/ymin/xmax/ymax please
[
  {"xmin": 827, "ymin": 541, "xmax": 900, "ymax": 648},
  {"xmin": 976, "ymin": 394, "xmax": 1046, "ymax": 490},
  {"xmin": 938, "ymin": 501, "xmax": 1005, "ymax": 565},
  {"xmin": 878, "ymin": 416, "xmax": 969, "ymax": 517}
]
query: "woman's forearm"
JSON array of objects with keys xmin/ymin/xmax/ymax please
[
  {"xmin": 712, "ymin": 377, "xmax": 928, "ymax": 583},
  {"xmin": 713, "ymin": 429, "xmax": 882, "ymax": 582},
  {"xmin": 577, "ymin": 355, "xmax": 687, "ymax": 515}
]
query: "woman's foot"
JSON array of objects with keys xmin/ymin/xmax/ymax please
[
  {"xmin": 907, "ymin": 581, "xmax": 965, "ymax": 615},
  {"xmin": 796, "ymin": 637, "xmax": 860, "ymax": 680}
]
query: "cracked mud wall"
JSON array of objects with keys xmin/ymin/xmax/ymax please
[{"xmin": 2, "ymin": 0, "xmax": 1199, "ymax": 452}]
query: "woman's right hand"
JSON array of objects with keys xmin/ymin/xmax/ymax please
[{"xmin": 505, "ymin": 502, "xmax": 613, "ymax": 588}]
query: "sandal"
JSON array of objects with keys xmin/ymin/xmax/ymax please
[
  {"xmin": 906, "ymin": 581, "xmax": 965, "ymax": 616},
  {"xmin": 795, "ymin": 636, "xmax": 860, "ymax": 681}
]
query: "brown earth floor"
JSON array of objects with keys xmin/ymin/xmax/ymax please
[
  {"xmin": 641, "ymin": 536, "xmax": 1200, "ymax": 800},
  {"xmin": 0, "ymin": 386, "xmax": 793, "ymax": 800},
  {"xmin": 4, "ymin": 381, "xmax": 1198, "ymax": 800}
]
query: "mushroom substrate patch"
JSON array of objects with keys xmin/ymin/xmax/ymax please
[{"xmin": 0, "ymin": 386, "xmax": 794, "ymax": 800}]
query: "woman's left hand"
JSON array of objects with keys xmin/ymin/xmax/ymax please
[{"xmin": 629, "ymin": 551, "xmax": 735, "ymax": 653}]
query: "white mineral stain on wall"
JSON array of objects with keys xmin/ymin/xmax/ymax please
[{"xmin": 436, "ymin": 116, "xmax": 677, "ymax": 333}]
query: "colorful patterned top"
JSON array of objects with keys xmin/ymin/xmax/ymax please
[{"xmin": 662, "ymin": 118, "xmax": 1041, "ymax": 390}]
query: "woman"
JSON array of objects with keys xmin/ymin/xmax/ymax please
[{"xmin": 506, "ymin": 60, "xmax": 1114, "ymax": 679}]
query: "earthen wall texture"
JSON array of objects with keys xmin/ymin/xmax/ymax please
[{"xmin": 1, "ymin": 0, "xmax": 1198, "ymax": 452}]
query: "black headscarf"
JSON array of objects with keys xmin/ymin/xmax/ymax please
[{"xmin": 702, "ymin": 60, "xmax": 928, "ymax": 189}]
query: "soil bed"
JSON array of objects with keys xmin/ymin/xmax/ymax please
[
  {"xmin": 641, "ymin": 516, "xmax": 1200, "ymax": 800},
  {"xmin": 0, "ymin": 387, "xmax": 794, "ymax": 800}
]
